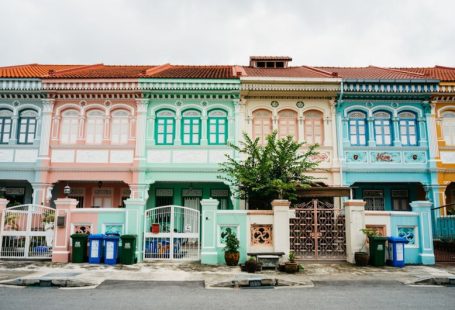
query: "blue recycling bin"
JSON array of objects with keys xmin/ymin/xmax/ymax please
[
  {"xmin": 88, "ymin": 234, "xmax": 105, "ymax": 264},
  {"xmin": 387, "ymin": 236, "xmax": 409, "ymax": 267},
  {"xmin": 104, "ymin": 234, "xmax": 120, "ymax": 265}
]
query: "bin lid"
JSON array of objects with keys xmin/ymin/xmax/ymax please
[
  {"xmin": 388, "ymin": 236, "xmax": 409, "ymax": 243},
  {"xmin": 104, "ymin": 234, "xmax": 120, "ymax": 240},
  {"xmin": 120, "ymin": 234, "xmax": 137, "ymax": 239},
  {"xmin": 71, "ymin": 233, "xmax": 89, "ymax": 239},
  {"xmin": 369, "ymin": 236, "xmax": 388, "ymax": 241},
  {"xmin": 88, "ymin": 234, "xmax": 105, "ymax": 239}
]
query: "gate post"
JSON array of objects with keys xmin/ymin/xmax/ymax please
[
  {"xmin": 124, "ymin": 198, "xmax": 146, "ymax": 262},
  {"xmin": 410, "ymin": 200, "xmax": 435, "ymax": 265},
  {"xmin": 0, "ymin": 198, "xmax": 8, "ymax": 217},
  {"xmin": 271, "ymin": 199, "xmax": 292, "ymax": 258},
  {"xmin": 53, "ymin": 198, "xmax": 78, "ymax": 263},
  {"xmin": 201, "ymin": 198, "xmax": 219, "ymax": 265},
  {"xmin": 344, "ymin": 200, "xmax": 366, "ymax": 264}
]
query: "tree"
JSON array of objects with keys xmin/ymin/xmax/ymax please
[{"xmin": 218, "ymin": 131, "xmax": 320, "ymax": 209}]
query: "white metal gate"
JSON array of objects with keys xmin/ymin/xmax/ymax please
[
  {"xmin": 0, "ymin": 204, "xmax": 56, "ymax": 259},
  {"xmin": 144, "ymin": 205, "xmax": 200, "ymax": 261}
]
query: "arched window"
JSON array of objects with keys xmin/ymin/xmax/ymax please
[
  {"xmin": 18, "ymin": 109, "xmax": 38, "ymax": 144},
  {"xmin": 399, "ymin": 111, "xmax": 418, "ymax": 146},
  {"xmin": 181, "ymin": 109, "xmax": 201, "ymax": 145},
  {"xmin": 373, "ymin": 111, "xmax": 392, "ymax": 146},
  {"xmin": 111, "ymin": 110, "xmax": 129, "ymax": 144},
  {"xmin": 304, "ymin": 110, "xmax": 323, "ymax": 144},
  {"xmin": 278, "ymin": 110, "xmax": 298, "ymax": 140},
  {"xmin": 442, "ymin": 111, "xmax": 455, "ymax": 145},
  {"xmin": 155, "ymin": 109, "xmax": 175, "ymax": 145},
  {"xmin": 0, "ymin": 109, "xmax": 13, "ymax": 144},
  {"xmin": 348, "ymin": 111, "xmax": 367, "ymax": 146},
  {"xmin": 86, "ymin": 110, "xmax": 104, "ymax": 144},
  {"xmin": 208, "ymin": 109, "xmax": 228, "ymax": 145},
  {"xmin": 60, "ymin": 110, "xmax": 79, "ymax": 144},
  {"xmin": 252, "ymin": 109, "xmax": 272, "ymax": 144}
]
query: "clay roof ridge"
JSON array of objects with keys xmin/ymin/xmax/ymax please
[
  {"xmin": 47, "ymin": 64, "xmax": 104, "ymax": 77},
  {"xmin": 369, "ymin": 65, "xmax": 426, "ymax": 77},
  {"xmin": 145, "ymin": 63, "xmax": 172, "ymax": 75},
  {"xmin": 302, "ymin": 65, "xmax": 338, "ymax": 77},
  {"xmin": 435, "ymin": 65, "xmax": 455, "ymax": 70}
]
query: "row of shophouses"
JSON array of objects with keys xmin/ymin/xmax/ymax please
[{"xmin": 0, "ymin": 56, "xmax": 454, "ymax": 265}]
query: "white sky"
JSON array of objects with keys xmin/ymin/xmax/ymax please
[{"xmin": 1, "ymin": 0, "xmax": 454, "ymax": 67}]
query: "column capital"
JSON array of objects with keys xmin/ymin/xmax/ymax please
[{"xmin": 41, "ymin": 99, "xmax": 55, "ymax": 112}]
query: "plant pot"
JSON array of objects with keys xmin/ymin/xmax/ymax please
[
  {"xmin": 284, "ymin": 262, "xmax": 299, "ymax": 273},
  {"xmin": 245, "ymin": 259, "xmax": 258, "ymax": 273},
  {"xmin": 354, "ymin": 252, "xmax": 369, "ymax": 266},
  {"xmin": 225, "ymin": 251, "xmax": 240, "ymax": 266}
]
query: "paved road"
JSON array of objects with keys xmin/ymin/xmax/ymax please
[{"xmin": 0, "ymin": 280, "xmax": 453, "ymax": 310}]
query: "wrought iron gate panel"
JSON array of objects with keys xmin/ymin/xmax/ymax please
[
  {"xmin": 0, "ymin": 204, "xmax": 56, "ymax": 259},
  {"xmin": 290, "ymin": 200, "xmax": 346, "ymax": 260},
  {"xmin": 143, "ymin": 205, "xmax": 200, "ymax": 261}
]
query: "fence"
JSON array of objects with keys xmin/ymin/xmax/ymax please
[{"xmin": 432, "ymin": 203, "xmax": 455, "ymax": 262}]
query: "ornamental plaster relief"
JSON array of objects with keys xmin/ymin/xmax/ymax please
[{"xmin": 146, "ymin": 149, "xmax": 231, "ymax": 164}]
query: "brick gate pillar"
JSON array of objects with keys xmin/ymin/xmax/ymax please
[
  {"xmin": 272, "ymin": 199, "xmax": 292, "ymax": 258},
  {"xmin": 52, "ymin": 198, "xmax": 78, "ymax": 263},
  {"xmin": 200, "ymin": 198, "xmax": 219, "ymax": 265},
  {"xmin": 344, "ymin": 199, "xmax": 366, "ymax": 264},
  {"xmin": 410, "ymin": 200, "xmax": 435, "ymax": 265}
]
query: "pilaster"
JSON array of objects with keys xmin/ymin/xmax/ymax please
[{"xmin": 344, "ymin": 200, "xmax": 366, "ymax": 264}]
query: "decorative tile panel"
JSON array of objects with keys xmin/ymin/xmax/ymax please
[
  {"xmin": 398, "ymin": 226, "xmax": 416, "ymax": 246},
  {"xmin": 345, "ymin": 151, "xmax": 368, "ymax": 163},
  {"xmin": 370, "ymin": 151, "xmax": 401, "ymax": 163},
  {"xmin": 250, "ymin": 224, "xmax": 273, "ymax": 246},
  {"xmin": 218, "ymin": 225, "xmax": 239, "ymax": 247},
  {"xmin": 309, "ymin": 152, "xmax": 330, "ymax": 163},
  {"xmin": 403, "ymin": 151, "xmax": 426, "ymax": 163},
  {"xmin": 103, "ymin": 224, "xmax": 124, "ymax": 235}
]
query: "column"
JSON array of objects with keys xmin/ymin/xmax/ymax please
[
  {"xmin": 426, "ymin": 102, "xmax": 438, "ymax": 161},
  {"xmin": 343, "ymin": 200, "xmax": 366, "ymax": 264},
  {"xmin": 271, "ymin": 199, "xmax": 292, "ymax": 259},
  {"xmin": 175, "ymin": 115, "xmax": 182, "ymax": 146},
  {"xmin": 201, "ymin": 110, "xmax": 208, "ymax": 145},
  {"xmin": 367, "ymin": 117, "xmax": 376, "ymax": 146},
  {"xmin": 410, "ymin": 201, "xmax": 435, "ymax": 265},
  {"xmin": 38, "ymin": 99, "xmax": 55, "ymax": 158},
  {"xmin": 392, "ymin": 117, "xmax": 401, "ymax": 146},
  {"xmin": 200, "ymin": 198, "xmax": 219, "ymax": 265},
  {"xmin": 134, "ymin": 99, "xmax": 148, "ymax": 161},
  {"xmin": 52, "ymin": 198, "xmax": 78, "ymax": 263},
  {"xmin": 330, "ymin": 102, "xmax": 339, "ymax": 166},
  {"xmin": 9, "ymin": 114, "xmax": 18, "ymax": 145}
]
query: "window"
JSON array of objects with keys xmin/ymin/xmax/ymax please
[
  {"xmin": 86, "ymin": 110, "xmax": 104, "ymax": 144},
  {"xmin": 442, "ymin": 111, "xmax": 455, "ymax": 145},
  {"xmin": 211, "ymin": 189, "xmax": 230, "ymax": 210},
  {"xmin": 18, "ymin": 109, "xmax": 37, "ymax": 144},
  {"xmin": 0, "ymin": 109, "xmax": 13, "ymax": 144},
  {"xmin": 181, "ymin": 110, "xmax": 201, "ymax": 145},
  {"xmin": 399, "ymin": 111, "xmax": 418, "ymax": 146},
  {"xmin": 392, "ymin": 190, "xmax": 409, "ymax": 211},
  {"xmin": 92, "ymin": 188, "xmax": 113, "ymax": 208},
  {"xmin": 348, "ymin": 111, "xmax": 367, "ymax": 146},
  {"xmin": 363, "ymin": 190, "xmax": 384, "ymax": 211},
  {"xmin": 373, "ymin": 111, "xmax": 392, "ymax": 146},
  {"xmin": 252, "ymin": 109, "xmax": 272, "ymax": 144},
  {"xmin": 278, "ymin": 110, "xmax": 298, "ymax": 140},
  {"xmin": 60, "ymin": 110, "xmax": 79, "ymax": 144},
  {"xmin": 155, "ymin": 110, "xmax": 175, "ymax": 145},
  {"xmin": 304, "ymin": 110, "xmax": 323, "ymax": 144},
  {"xmin": 111, "ymin": 110, "xmax": 129, "ymax": 144},
  {"xmin": 208, "ymin": 109, "xmax": 228, "ymax": 145}
]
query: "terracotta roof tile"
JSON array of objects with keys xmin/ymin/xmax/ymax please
[
  {"xmin": 395, "ymin": 66, "xmax": 455, "ymax": 81},
  {"xmin": 0, "ymin": 64, "xmax": 83, "ymax": 78},
  {"xmin": 242, "ymin": 66, "xmax": 336, "ymax": 78},
  {"xmin": 316, "ymin": 66, "xmax": 427, "ymax": 80},
  {"xmin": 144, "ymin": 65, "xmax": 236, "ymax": 79},
  {"xmin": 48, "ymin": 65, "xmax": 155, "ymax": 78}
]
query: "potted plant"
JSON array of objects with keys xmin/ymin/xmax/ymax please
[
  {"xmin": 4, "ymin": 213, "xmax": 19, "ymax": 231},
  {"xmin": 284, "ymin": 251, "xmax": 299, "ymax": 273},
  {"xmin": 221, "ymin": 227, "xmax": 240, "ymax": 266},
  {"xmin": 354, "ymin": 228, "xmax": 379, "ymax": 266},
  {"xmin": 244, "ymin": 256, "xmax": 259, "ymax": 273}
]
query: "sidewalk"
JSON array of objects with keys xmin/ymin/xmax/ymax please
[{"xmin": 0, "ymin": 260, "xmax": 454, "ymax": 288}]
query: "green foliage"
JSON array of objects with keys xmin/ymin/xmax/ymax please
[
  {"xmin": 361, "ymin": 228, "xmax": 380, "ymax": 238},
  {"xmin": 288, "ymin": 250, "xmax": 296, "ymax": 262},
  {"xmin": 218, "ymin": 131, "xmax": 320, "ymax": 209},
  {"xmin": 221, "ymin": 227, "xmax": 240, "ymax": 253}
]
